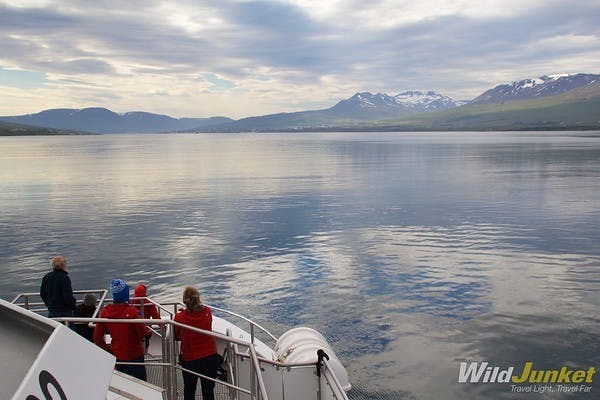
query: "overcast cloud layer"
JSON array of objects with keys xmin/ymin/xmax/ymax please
[{"xmin": 0, "ymin": 0, "xmax": 599, "ymax": 118}]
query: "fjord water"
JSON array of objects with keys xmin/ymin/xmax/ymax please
[{"xmin": 1, "ymin": 132, "xmax": 599, "ymax": 399}]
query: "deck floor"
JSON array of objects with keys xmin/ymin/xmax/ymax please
[{"xmin": 146, "ymin": 364, "xmax": 232, "ymax": 400}]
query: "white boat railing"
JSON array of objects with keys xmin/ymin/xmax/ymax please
[
  {"xmin": 321, "ymin": 358, "xmax": 350, "ymax": 400},
  {"xmin": 13, "ymin": 291, "xmax": 278, "ymax": 347},
  {"xmin": 11, "ymin": 292, "xmax": 350, "ymax": 400},
  {"xmin": 35, "ymin": 315, "xmax": 272, "ymax": 400},
  {"xmin": 12, "ymin": 289, "xmax": 109, "ymax": 317},
  {"xmin": 146, "ymin": 299, "xmax": 279, "ymax": 348},
  {"xmin": 209, "ymin": 304, "xmax": 279, "ymax": 345}
]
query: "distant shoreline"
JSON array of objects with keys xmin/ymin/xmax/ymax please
[
  {"xmin": 0, "ymin": 123, "xmax": 94, "ymax": 136},
  {"xmin": 3, "ymin": 127, "xmax": 600, "ymax": 136},
  {"xmin": 232, "ymin": 126, "xmax": 600, "ymax": 133}
]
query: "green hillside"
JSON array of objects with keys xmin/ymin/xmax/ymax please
[
  {"xmin": 369, "ymin": 85, "xmax": 600, "ymax": 131},
  {"xmin": 0, "ymin": 121, "xmax": 90, "ymax": 136}
]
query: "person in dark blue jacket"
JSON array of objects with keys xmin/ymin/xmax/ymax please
[{"xmin": 40, "ymin": 255, "xmax": 76, "ymax": 318}]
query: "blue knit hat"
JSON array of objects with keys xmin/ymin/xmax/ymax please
[{"xmin": 110, "ymin": 278, "xmax": 129, "ymax": 304}]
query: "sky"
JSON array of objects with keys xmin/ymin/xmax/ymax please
[{"xmin": 0, "ymin": 0, "xmax": 599, "ymax": 119}]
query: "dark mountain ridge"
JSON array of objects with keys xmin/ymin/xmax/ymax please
[{"xmin": 0, "ymin": 108, "xmax": 233, "ymax": 134}]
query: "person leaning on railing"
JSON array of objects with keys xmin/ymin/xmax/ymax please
[
  {"xmin": 132, "ymin": 283, "xmax": 160, "ymax": 350},
  {"xmin": 73, "ymin": 293, "xmax": 97, "ymax": 341},
  {"xmin": 93, "ymin": 279, "xmax": 150, "ymax": 382},
  {"xmin": 132, "ymin": 284, "xmax": 160, "ymax": 319},
  {"xmin": 174, "ymin": 286, "xmax": 221, "ymax": 400}
]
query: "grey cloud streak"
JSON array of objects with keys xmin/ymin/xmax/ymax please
[{"xmin": 0, "ymin": 0, "xmax": 598, "ymax": 113}]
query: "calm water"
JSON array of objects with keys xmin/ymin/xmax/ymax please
[{"xmin": 1, "ymin": 132, "xmax": 599, "ymax": 399}]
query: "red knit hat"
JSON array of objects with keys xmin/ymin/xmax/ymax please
[{"xmin": 134, "ymin": 284, "xmax": 147, "ymax": 298}]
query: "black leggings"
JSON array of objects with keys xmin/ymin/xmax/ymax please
[
  {"xmin": 181, "ymin": 353, "xmax": 220, "ymax": 400},
  {"xmin": 116, "ymin": 355, "xmax": 147, "ymax": 382}
]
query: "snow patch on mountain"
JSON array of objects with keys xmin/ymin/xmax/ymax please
[
  {"xmin": 327, "ymin": 90, "xmax": 463, "ymax": 120},
  {"xmin": 394, "ymin": 90, "xmax": 463, "ymax": 109},
  {"xmin": 341, "ymin": 90, "xmax": 462, "ymax": 110},
  {"xmin": 473, "ymin": 73, "xmax": 599, "ymax": 103}
]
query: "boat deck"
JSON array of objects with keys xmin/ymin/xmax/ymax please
[
  {"xmin": 146, "ymin": 364, "xmax": 231, "ymax": 400},
  {"xmin": 6, "ymin": 291, "xmax": 351, "ymax": 400}
]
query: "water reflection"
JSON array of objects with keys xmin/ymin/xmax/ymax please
[
  {"xmin": 1, "ymin": 132, "xmax": 599, "ymax": 399},
  {"xmin": 330, "ymin": 225, "xmax": 599, "ymax": 399}
]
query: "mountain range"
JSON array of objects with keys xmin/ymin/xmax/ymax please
[
  {"xmin": 373, "ymin": 73, "xmax": 600, "ymax": 131},
  {"xmin": 473, "ymin": 74, "xmax": 599, "ymax": 103},
  {"xmin": 329, "ymin": 90, "xmax": 466, "ymax": 118},
  {"xmin": 0, "ymin": 108, "xmax": 232, "ymax": 134},
  {"xmin": 1, "ymin": 73, "xmax": 598, "ymax": 134}
]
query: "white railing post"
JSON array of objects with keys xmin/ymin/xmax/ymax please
[
  {"xmin": 160, "ymin": 323, "xmax": 172, "ymax": 400},
  {"xmin": 248, "ymin": 346, "xmax": 268, "ymax": 400},
  {"xmin": 322, "ymin": 358, "xmax": 350, "ymax": 400},
  {"xmin": 170, "ymin": 323, "xmax": 178, "ymax": 400}
]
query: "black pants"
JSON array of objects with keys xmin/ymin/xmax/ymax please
[
  {"xmin": 48, "ymin": 310, "xmax": 74, "ymax": 329},
  {"xmin": 181, "ymin": 353, "xmax": 220, "ymax": 400},
  {"xmin": 48, "ymin": 310, "xmax": 73, "ymax": 318},
  {"xmin": 116, "ymin": 355, "xmax": 147, "ymax": 382}
]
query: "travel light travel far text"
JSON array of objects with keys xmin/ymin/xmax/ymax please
[{"xmin": 511, "ymin": 384, "xmax": 592, "ymax": 393}]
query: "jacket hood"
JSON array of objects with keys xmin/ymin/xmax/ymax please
[
  {"xmin": 134, "ymin": 284, "xmax": 147, "ymax": 298},
  {"xmin": 101, "ymin": 303, "xmax": 137, "ymax": 319},
  {"xmin": 184, "ymin": 306, "xmax": 210, "ymax": 321}
]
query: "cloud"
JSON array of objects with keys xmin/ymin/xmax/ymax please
[{"xmin": 0, "ymin": 0, "xmax": 598, "ymax": 117}]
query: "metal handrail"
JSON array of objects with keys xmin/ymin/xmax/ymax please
[
  {"xmin": 13, "ymin": 291, "xmax": 314, "ymax": 367},
  {"xmin": 162, "ymin": 300, "xmax": 279, "ymax": 346},
  {"xmin": 176, "ymin": 364, "xmax": 251, "ymax": 395},
  {"xmin": 209, "ymin": 304, "xmax": 279, "ymax": 343},
  {"xmin": 13, "ymin": 290, "xmax": 107, "ymax": 305},
  {"xmin": 11, "ymin": 292, "xmax": 350, "ymax": 400},
  {"xmin": 56, "ymin": 316, "xmax": 270, "ymax": 400},
  {"xmin": 12, "ymin": 289, "xmax": 108, "ymax": 321},
  {"xmin": 321, "ymin": 358, "xmax": 350, "ymax": 400},
  {"xmin": 12, "ymin": 291, "xmax": 271, "ymax": 399},
  {"xmin": 130, "ymin": 296, "xmax": 175, "ymax": 318}
]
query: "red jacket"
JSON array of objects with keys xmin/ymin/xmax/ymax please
[
  {"xmin": 174, "ymin": 306, "xmax": 218, "ymax": 361},
  {"xmin": 93, "ymin": 303, "xmax": 149, "ymax": 361},
  {"xmin": 132, "ymin": 284, "xmax": 160, "ymax": 320}
]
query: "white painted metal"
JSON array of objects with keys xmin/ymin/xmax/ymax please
[
  {"xmin": 283, "ymin": 366, "xmax": 319, "ymax": 400},
  {"xmin": 7, "ymin": 292, "xmax": 351, "ymax": 400},
  {"xmin": 1, "ymin": 299, "xmax": 115, "ymax": 400},
  {"xmin": 275, "ymin": 327, "xmax": 351, "ymax": 392}
]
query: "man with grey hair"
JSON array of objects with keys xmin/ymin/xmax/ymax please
[{"xmin": 40, "ymin": 255, "xmax": 76, "ymax": 318}]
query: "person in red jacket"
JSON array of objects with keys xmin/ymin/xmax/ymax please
[
  {"xmin": 174, "ymin": 286, "xmax": 220, "ymax": 400},
  {"xmin": 132, "ymin": 284, "xmax": 160, "ymax": 350},
  {"xmin": 132, "ymin": 284, "xmax": 160, "ymax": 319},
  {"xmin": 94, "ymin": 279, "xmax": 149, "ymax": 381}
]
